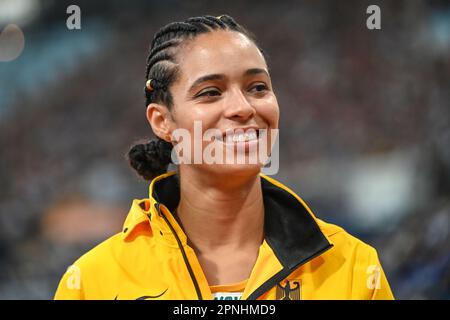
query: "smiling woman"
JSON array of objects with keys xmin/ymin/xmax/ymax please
[{"xmin": 54, "ymin": 14, "xmax": 394, "ymax": 300}]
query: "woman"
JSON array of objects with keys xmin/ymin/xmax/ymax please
[{"xmin": 55, "ymin": 15, "xmax": 394, "ymax": 300}]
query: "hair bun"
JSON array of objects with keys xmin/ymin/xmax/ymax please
[{"xmin": 128, "ymin": 138, "xmax": 173, "ymax": 181}]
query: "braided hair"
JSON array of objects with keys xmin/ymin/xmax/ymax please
[{"xmin": 128, "ymin": 15, "xmax": 264, "ymax": 180}]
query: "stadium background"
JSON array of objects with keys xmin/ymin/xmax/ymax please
[{"xmin": 0, "ymin": 0, "xmax": 449, "ymax": 299}]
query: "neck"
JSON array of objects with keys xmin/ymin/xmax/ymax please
[{"xmin": 176, "ymin": 166, "xmax": 265, "ymax": 254}]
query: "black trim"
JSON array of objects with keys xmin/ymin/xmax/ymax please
[
  {"xmin": 136, "ymin": 288, "xmax": 168, "ymax": 300},
  {"xmin": 260, "ymin": 177, "xmax": 331, "ymax": 270},
  {"xmin": 157, "ymin": 206, "xmax": 203, "ymax": 300},
  {"xmin": 152, "ymin": 175, "xmax": 180, "ymax": 212}
]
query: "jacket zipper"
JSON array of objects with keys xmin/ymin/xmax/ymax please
[{"xmin": 156, "ymin": 203, "xmax": 203, "ymax": 300}]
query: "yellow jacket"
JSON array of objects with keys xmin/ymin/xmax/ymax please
[{"xmin": 55, "ymin": 171, "xmax": 394, "ymax": 300}]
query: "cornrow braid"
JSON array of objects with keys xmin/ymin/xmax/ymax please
[
  {"xmin": 204, "ymin": 15, "xmax": 227, "ymax": 28},
  {"xmin": 128, "ymin": 14, "xmax": 265, "ymax": 181},
  {"xmin": 186, "ymin": 17, "xmax": 220, "ymax": 29}
]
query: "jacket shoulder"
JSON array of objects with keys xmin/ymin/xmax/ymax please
[
  {"xmin": 312, "ymin": 218, "xmax": 394, "ymax": 299},
  {"xmin": 315, "ymin": 218, "xmax": 378, "ymax": 256},
  {"xmin": 54, "ymin": 232, "xmax": 123, "ymax": 299},
  {"xmin": 73, "ymin": 232, "xmax": 123, "ymax": 270}
]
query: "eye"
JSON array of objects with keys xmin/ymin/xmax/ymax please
[
  {"xmin": 249, "ymin": 83, "xmax": 268, "ymax": 93},
  {"xmin": 196, "ymin": 89, "xmax": 221, "ymax": 98}
]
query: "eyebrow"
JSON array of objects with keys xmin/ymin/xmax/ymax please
[
  {"xmin": 188, "ymin": 68, "xmax": 270, "ymax": 93},
  {"xmin": 244, "ymin": 68, "xmax": 269, "ymax": 77}
]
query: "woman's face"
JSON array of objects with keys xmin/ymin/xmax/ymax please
[{"xmin": 165, "ymin": 30, "xmax": 279, "ymax": 176}]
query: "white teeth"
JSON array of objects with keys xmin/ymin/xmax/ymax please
[
  {"xmin": 248, "ymin": 132, "xmax": 257, "ymax": 140},
  {"xmin": 224, "ymin": 130, "xmax": 258, "ymax": 143}
]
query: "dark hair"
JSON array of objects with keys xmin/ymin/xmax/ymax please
[{"xmin": 128, "ymin": 14, "xmax": 264, "ymax": 181}]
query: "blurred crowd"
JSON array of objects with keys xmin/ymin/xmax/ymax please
[{"xmin": 0, "ymin": 0, "xmax": 449, "ymax": 299}]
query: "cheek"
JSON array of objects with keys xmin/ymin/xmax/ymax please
[
  {"xmin": 172, "ymin": 104, "xmax": 222, "ymax": 157},
  {"xmin": 173, "ymin": 104, "xmax": 221, "ymax": 132},
  {"xmin": 171, "ymin": 104, "xmax": 224, "ymax": 164},
  {"xmin": 255, "ymin": 95, "xmax": 280, "ymax": 129}
]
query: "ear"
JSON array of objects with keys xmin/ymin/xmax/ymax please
[{"xmin": 146, "ymin": 103, "xmax": 174, "ymax": 142}]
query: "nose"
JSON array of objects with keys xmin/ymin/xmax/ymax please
[{"xmin": 223, "ymin": 87, "xmax": 256, "ymax": 121}]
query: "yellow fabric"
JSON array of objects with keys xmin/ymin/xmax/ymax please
[
  {"xmin": 54, "ymin": 171, "xmax": 394, "ymax": 300},
  {"xmin": 210, "ymin": 278, "xmax": 248, "ymax": 293}
]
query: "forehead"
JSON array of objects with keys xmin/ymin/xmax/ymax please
[{"xmin": 176, "ymin": 30, "xmax": 267, "ymax": 84}]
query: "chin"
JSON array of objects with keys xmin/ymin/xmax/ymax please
[{"xmin": 202, "ymin": 162, "xmax": 263, "ymax": 178}]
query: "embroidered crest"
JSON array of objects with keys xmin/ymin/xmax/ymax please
[{"xmin": 276, "ymin": 280, "xmax": 301, "ymax": 300}]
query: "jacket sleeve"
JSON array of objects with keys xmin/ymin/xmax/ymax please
[
  {"xmin": 368, "ymin": 248, "xmax": 395, "ymax": 300},
  {"xmin": 54, "ymin": 264, "xmax": 84, "ymax": 300},
  {"xmin": 351, "ymin": 241, "xmax": 395, "ymax": 300}
]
